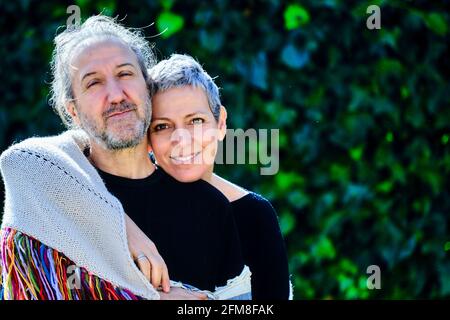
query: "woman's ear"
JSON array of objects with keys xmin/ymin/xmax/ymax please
[
  {"xmin": 147, "ymin": 128, "xmax": 153, "ymax": 152},
  {"xmin": 218, "ymin": 106, "xmax": 227, "ymax": 141},
  {"xmin": 147, "ymin": 139, "xmax": 153, "ymax": 153}
]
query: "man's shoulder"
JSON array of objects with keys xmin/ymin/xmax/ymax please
[
  {"xmin": 0, "ymin": 133, "xmax": 59, "ymax": 168},
  {"xmin": 1, "ymin": 130, "xmax": 88, "ymax": 158},
  {"xmin": 0, "ymin": 130, "xmax": 91, "ymax": 177}
]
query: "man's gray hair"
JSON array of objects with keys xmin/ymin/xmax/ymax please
[
  {"xmin": 49, "ymin": 15, "xmax": 156, "ymax": 128},
  {"xmin": 148, "ymin": 54, "xmax": 221, "ymax": 121}
]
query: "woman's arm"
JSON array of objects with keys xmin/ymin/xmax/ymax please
[
  {"xmin": 208, "ymin": 174, "xmax": 291, "ymax": 299},
  {"xmin": 125, "ymin": 214, "xmax": 209, "ymax": 299},
  {"xmin": 124, "ymin": 214, "xmax": 171, "ymax": 292},
  {"xmin": 232, "ymin": 193, "xmax": 291, "ymax": 300}
]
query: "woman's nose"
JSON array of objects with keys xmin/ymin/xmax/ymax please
[{"xmin": 171, "ymin": 128, "xmax": 192, "ymax": 146}]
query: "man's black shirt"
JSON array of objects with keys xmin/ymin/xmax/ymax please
[{"xmin": 96, "ymin": 166, "xmax": 244, "ymax": 291}]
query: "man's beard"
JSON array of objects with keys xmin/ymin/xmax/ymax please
[{"xmin": 76, "ymin": 97, "xmax": 152, "ymax": 151}]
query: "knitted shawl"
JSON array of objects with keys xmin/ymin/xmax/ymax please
[{"xmin": 0, "ymin": 130, "xmax": 159, "ymax": 300}]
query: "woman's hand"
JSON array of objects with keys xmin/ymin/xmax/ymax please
[
  {"xmin": 159, "ymin": 287, "xmax": 208, "ymax": 300},
  {"xmin": 125, "ymin": 214, "xmax": 171, "ymax": 293}
]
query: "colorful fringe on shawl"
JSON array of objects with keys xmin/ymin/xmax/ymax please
[{"xmin": 0, "ymin": 227, "xmax": 142, "ymax": 300}]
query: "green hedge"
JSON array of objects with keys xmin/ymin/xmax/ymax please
[{"xmin": 0, "ymin": 0, "xmax": 449, "ymax": 299}]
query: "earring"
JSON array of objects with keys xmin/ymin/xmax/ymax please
[{"xmin": 149, "ymin": 151, "xmax": 156, "ymax": 164}]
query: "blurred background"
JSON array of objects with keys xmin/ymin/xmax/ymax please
[{"xmin": 0, "ymin": 0, "xmax": 449, "ymax": 299}]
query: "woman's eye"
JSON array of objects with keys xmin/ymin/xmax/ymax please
[
  {"xmin": 191, "ymin": 118, "xmax": 205, "ymax": 125},
  {"xmin": 153, "ymin": 124, "xmax": 169, "ymax": 131}
]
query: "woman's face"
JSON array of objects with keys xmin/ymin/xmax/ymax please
[{"xmin": 149, "ymin": 85, "xmax": 226, "ymax": 182}]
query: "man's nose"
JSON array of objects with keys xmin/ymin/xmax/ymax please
[{"xmin": 105, "ymin": 79, "xmax": 126, "ymax": 104}]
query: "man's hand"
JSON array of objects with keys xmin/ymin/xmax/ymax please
[
  {"xmin": 125, "ymin": 214, "xmax": 171, "ymax": 293},
  {"xmin": 159, "ymin": 287, "xmax": 208, "ymax": 300}
]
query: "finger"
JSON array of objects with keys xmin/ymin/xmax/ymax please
[
  {"xmin": 188, "ymin": 290, "xmax": 208, "ymax": 300},
  {"xmin": 145, "ymin": 242, "xmax": 170, "ymax": 291},
  {"xmin": 162, "ymin": 287, "xmax": 202, "ymax": 300},
  {"xmin": 136, "ymin": 257, "xmax": 152, "ymax": 282},
  {"xmin": 161, "ymin": 264, "xmax": 171, "ymax": 293},
  {"xmin": 151, "ymin": 261, "xmax": 162, "ymax": 289},
  {"xmin": 147, "ymin": 254, "xmax": 163, "ymax": 289}
]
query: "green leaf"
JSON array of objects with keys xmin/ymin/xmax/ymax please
[
  {"xmin": 284, "ymin": 4, "xmax": 310, "ymax": 30},
  {"xmin": 279, "ymin": 131, "xmax": 288, "ymax": 148},
  {"xmin": 422, "ymin": 169, "xmax": 442, "ymax": 196},
  {"xmin": 349, "ymin": 145, "xmax": 364, "ymax": 161},
  {"xmin": 401, "ymin": 86, "xmax": 410, "ymax": 99},
  {"xmin": 156, "ymin": 12, "xmax": 184, "ymax": 39},
  {"xmin": 423, "ymin": 13, "xmax": 448, "ymax": 36},
  {"xmin": 160, "ymin": 0, "xmax": 175, "ymax": 11},
  {"xmin": 275, "ymin": 171, "xmax": 305, "ymax": 193},
  {"xmin": 376, "ymin": 58, "xmax": 404, "ymax": 76},
  {"xmin": 376, "ymin": 180, "xmax": 394, "ymax": 193},
  {"xmin": 75, "ymin": 0, "xmax": 89, "ymax": 8},
  {"xmin": 385, "ymin": 131, "xmax": 394, "ymax": 143},
  {"xmin": 199, "ymin": 30, "xmax": 224, "ymax": 52},
  {"xmin": 330, "ymin": 163, "xmax": 350, "ymax": 182},
  {"xmin": 288, "ymin": 190, "xmax": 310, "ymax": 210},
  {"xmin": 339, "ymin": 259, "xmax": 358, "ymax": 275},
  {"xmin": 445, "ymin": 242, "xmax": 450, "ymax": 252},
  {"xmin": 279, "ymin": 210, "xmax": 296, "ymax": 236},
  {"xmin": 52, "ymin": 6, "xmax": 66, "ymax": 18},
  {"xmin": 96, "ymin": 0, "xmax": 116, "ymax": 16},
  {"xmin": 294, "ymin": 277, "xmax": 315, "ymax": 299},
  {"xmin": 337, "ymin": 274, "xmax": 353, "ymax": 291},
  {"xmin": 312, "ymin": 237, "xmax": 336, "ymax": 260}
]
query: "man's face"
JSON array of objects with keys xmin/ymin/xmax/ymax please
[{"xmin": 68, "ymin": 38, "xmax": 151, "ymax": 150}]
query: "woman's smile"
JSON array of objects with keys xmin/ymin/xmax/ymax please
[{"xmin": 169, "ymin": 151, "xmax": 201, "ymax": 165}]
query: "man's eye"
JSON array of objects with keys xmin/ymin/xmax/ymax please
[
  {"xmin": 119, "ymin": 71, "xmax": 133, "ymax": 77},
  {"xmin": 87, "ymin": 80, "xmax": 100, "ymax": 88},
  {"xmin": 154, "ymin": 124, "xmax": 169, "ymax": 131},
  {"xmin": 191, "ymin": 118, "xmax": 205, "ymax": 125}
]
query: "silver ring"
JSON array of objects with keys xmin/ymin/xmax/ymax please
[{"xmin": 135, "ymin": 253, "xmax": 148, "ymax": 262}]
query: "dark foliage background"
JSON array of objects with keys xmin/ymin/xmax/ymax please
[{"xmin": 0, "ymin": 0, "xmax": 449, "ymax": 299}]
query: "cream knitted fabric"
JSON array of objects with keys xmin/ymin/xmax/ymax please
[{"xmin": 0, "ymin": 130, "xmax": 159, "ymax": 300}]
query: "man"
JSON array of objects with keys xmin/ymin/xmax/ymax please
[{"xmin": 0, "ymin": 15, "xmax": 245, "ymax": 300}]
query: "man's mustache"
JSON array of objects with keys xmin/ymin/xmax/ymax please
[{"xmin": 103, "ymin": 101, "xmax": 137, "ymax": 118}]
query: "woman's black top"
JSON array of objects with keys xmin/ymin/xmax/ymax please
[{"xmin": 231, "ymin": 192, "xmax": 290, "ymax": 300}]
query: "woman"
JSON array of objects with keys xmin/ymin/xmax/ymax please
[{"xmin": 146, "ymin": 54, "xmax": 292, "ymax": 300}]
